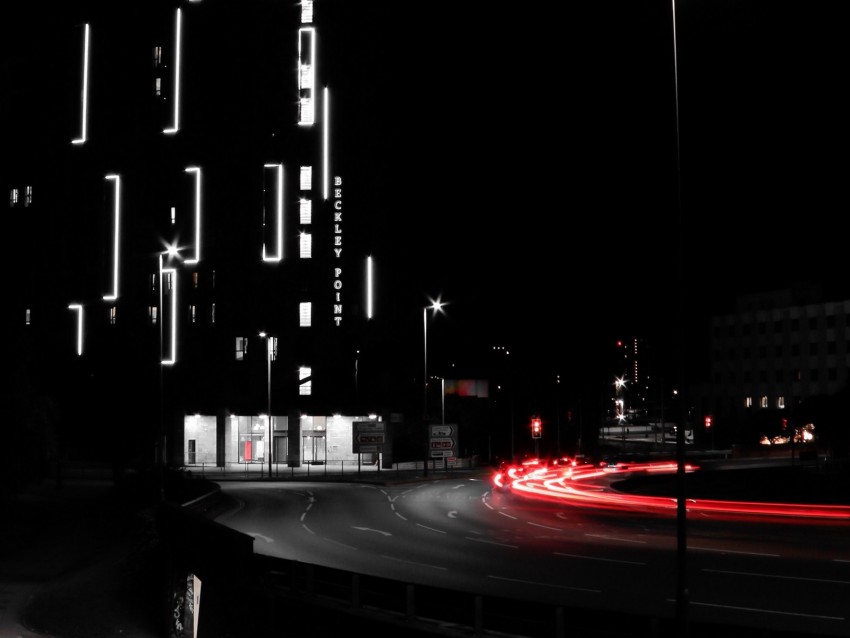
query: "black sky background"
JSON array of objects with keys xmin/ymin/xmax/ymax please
[
  {"xmin": 336, "ymin": 0, "xmax": 847, "ymax": 384},
  {"xmin": 3, "ymin": 0, "xmax": 845, "ymax": 391}
]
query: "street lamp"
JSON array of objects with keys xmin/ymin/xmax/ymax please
[
  {"xmin": 423, "ymin": 297, "xmax": 446, "ymax": 475},
  {"xmin": 259, "ymin": 331, "xmax": 274, "ymax": 478},
  {"xmin": 614, "ymin": 376, "xmax": 627, "ymax": 445},
  {"xmin": 158, "ymin": 244, "xmax": 181, "ymax": 501},
  {"xmin": 423, "ymin": 298, "xmax": 446, "ymax": 420}
]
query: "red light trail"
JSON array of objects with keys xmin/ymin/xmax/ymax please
[{"xmin": 493, "ymin": 460, "xmax": 850, "ymax": 522}]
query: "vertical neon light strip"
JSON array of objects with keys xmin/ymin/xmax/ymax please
[
  {"xmin": 68, "ymin": 304, "xmax": 84, "ymax": 355},
  {"xmin": 162, "ymin": 267, "xmax": 178, "ymax": 365},
  {"xmin": 262, "ymin": 164, "xmax": 284, "ymax": 262},
  {"xmin": 323, "ymin": 87, "xmax": 329, "ymax": 200},
  {"xmin": 184, "ymin": 167, "xmax": 201, "ymax": 263},
  {"xmin": 72, "ymin": 23, "xmax": 90, "ymax": 145},
  {"xmin": 164, "ymin": 8, "xmax": 182, "ymax": 134},
  {"xmin": 366, "ymin": 256, "xmax": 373, "ymax": 319},
  {"xmin": 103, "ymin": 174, "xmax": 121, "ymax": 300}
]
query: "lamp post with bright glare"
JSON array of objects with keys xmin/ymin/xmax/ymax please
[
  {"xmin": 423, "ymin": 298, "xmax": 446, "ymax": 475},
  {"xmin": 260, "ymin": 332, "xmax": 273, "ymax": 478},
  {"xmin": 158, "ymin": 245, "xmax": 181, "ymax": 501}
]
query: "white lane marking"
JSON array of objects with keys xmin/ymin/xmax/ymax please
[
  {"xmin": 323, "ymin": 537, "xmax": 358, "ymax": 551},
  {"xmin": 352, "ymin": 526, "xmax": 391, "ymax": 537},
  {"xmin": 380, "ymin": 555, "xmax": 447, "ymax": 570},
  {"xmin": 448, "ymin": 510, "xmax": 458, "ymax": 518},
  {"xmin": 416, "ymin": 523, "xmax": 447, "ymax": 534},
  {"xmin": 691, "ymin": 545, "xmax": 779, "ymax": 557},
  {"xmin": 554, "ymin": 552, "xmax": 645, "ymax": 566},
  {"xmin": 585, "ymin": 533, "xmax": 647, "ymax": 544},
  {"xmin": 465, "ymin": 537, "xmax": 517, "ymax": 549},
  {"xmin": 703, "ymin": 569, "xmax": 850, "ymax": 585},
  {"xmin": 488, "ymin": 574, "xmax": 600, "ymax": 594},
  {"xmin": 529, "ymin": 522, "xmax": 562, "ymax": 531},
  {"xmin": 248, "ymin": 532, "xmax": 274, "ymax": 543},
  {"xmin": 675, "ymin": 599, "xmax": 845, "ymax": 621},
  {"xmin": 498, "ymin": 511, "xmax": 518, "ymax": 520}
]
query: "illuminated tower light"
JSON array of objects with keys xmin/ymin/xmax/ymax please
[{"xmin": 103, "ymin": 174, "xmax": 121, "ymax": 301}]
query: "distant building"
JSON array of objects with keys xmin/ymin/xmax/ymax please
[{"xmin": 694, "ymin": 285, "xmax": 850, "ymax": 450}]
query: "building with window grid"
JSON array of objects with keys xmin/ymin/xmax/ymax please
[{"xmin": 2, "ymin": 1, "xmax": 404, "ymax": 471}]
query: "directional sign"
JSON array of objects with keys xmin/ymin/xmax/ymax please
[
  {"xmin": 352, "ymin": 420, "xmax": 388, "ymax": 454},
  {"xmin": 431, "ymin": 450, "xmax": 452, "ymax": 458},
  {"xmin": 430, "ymin": 425, "xmax": 454, "ymax": 438},
  {"xmin": 430, "ymin": 438, "xmax": 454, "ymax": 449}
]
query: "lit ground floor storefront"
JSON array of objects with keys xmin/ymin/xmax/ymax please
[{"xmin": 181, "ymin": 413, "xmax": 386, "ymax": 470}]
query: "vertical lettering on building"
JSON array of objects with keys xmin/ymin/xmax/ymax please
[{"xmin": 333, "ymin": 176, "xmax": 343, "ymax": 326}]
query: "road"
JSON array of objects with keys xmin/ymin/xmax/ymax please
[{"xmin": 214, "ymin": 468, "xmax": 850, "ymax": 637}]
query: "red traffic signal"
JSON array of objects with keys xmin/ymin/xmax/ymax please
[
  {"xmin": 704, "ymin": 415, "xmax": 712, "ymax": 429},
  {"xmin": 531, "ymin": 418, "xmax": 542, "ymax": 439}
]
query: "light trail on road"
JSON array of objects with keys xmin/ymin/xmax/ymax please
[{"xmin": 493, "ymin": 459, "xmax": 850, "ymax": 522}]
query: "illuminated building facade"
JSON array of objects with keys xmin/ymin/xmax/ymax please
[{"xmin": 3, "ymin": 1, "xmax": 394, "ymax": 469}]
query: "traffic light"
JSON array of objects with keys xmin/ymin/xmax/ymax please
[
  {"xmin": 704, "ymin": 415, "xmax": 712, "ymax": 430},
  {"xmin": 531, "ymin": 417, "xmax": 542, "ymax": 439}
]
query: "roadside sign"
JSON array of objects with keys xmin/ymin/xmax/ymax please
[
  {"xmin": 352, "ymin": 420, "xmax": 387, "ymax": 454},
  {"xmin": 431, "ymin": 450, "xmax": 452, "ymax": 458},
  {"xmin": 430, "ymin": 438, "xmax": 453, "ymax": 449},
  {"xmin": 430, "ymin": 425, "xmax": 454, "ymax": 438}
]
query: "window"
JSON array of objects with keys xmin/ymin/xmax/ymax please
[
  {"xmin": 299, "ymin": 232, "xmax": 312, "ymax": 259},
  {"xmin": 153, "ymin": 46, "xmax": 162, "ymax": 68},
  {"xmin": 300, "ymin": 166, "xmax": 312, "ymax": 191},
  {"xmin": 192, "ymin": 272, "xmax": 199, "ymax": 288},
  {"xmin": 150, "ymin": 273, "xmax": 157, "ymax": 291},
  {"xmin": 745, "ymin": 396, "xmax": 752, "ymax": 408},
  {"xmin": 24, "ymin": 186, "xmax": 32, "ymax": 206},
  {"xmin": 299, "ymin": 198, "xmax": 312, "ymax": 224},
  {"xmin": 109, "ymin": 306, "xmax": 117, "ymax": 325},
  {"xmin": 149, "ymin": 306, "xmax": 158, "ymax": 325},
  {"xmin": 25, "ymin": 308, "xmax": 31, "ymax": 325},
  {"xmin": 155, "ymin": 77, "xmax": 162, "ymax": 96},
  {"xmin": 301, "ymin": 0, "xmax": 313, "ymax": 23},
  {"xmin": 299, "ymin": 98, "xmax": 314, "ymax": 125},
  {"xmin": 760, "ymin": 396, "xmax": 768, "ymax": 408},
  {"xmin": 210, "ymin": 302, "xmax": 215, "ymax": 325},
  {"xmin": 299, "ymin": 367, "xmax": 312, "ymax": 396},
  {"xmin": 189, "ymin": 305, "xmax": 196, "ymax": 324},
  {"xmin": 299, "ymin": 302, "xmax": 312, "ymax": 327},
  {"xmin": 170, "ymin": 206, "xmax": 176, "ymax": 224},
  {"xmin": 10, "ymin": 188, "xmax": 18, "ymax": 207},
  {"xmin": 235, "ymin": 337, "xmax": 248, "ymax": 361},
  {"xmin": 777, "ymin": 396, "xmax": 785, "ymax": 409}
]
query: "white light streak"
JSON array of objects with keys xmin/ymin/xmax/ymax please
[
  {"xmin": 323, "ymin": 87, "xmax": 329, "ymax": 199},
  {"xmin": 366, "ymin": 255, "xmax": 373, "ymax": 319},
  {"xmin": 68, "ymin": 304, "xmax": 84, "ymax": 355},
  {"xmin": 262, "ymin": 164, "xmax": 284, "ymax": 262},
  {"xmin": 184, "ymin": 166, "xmax": 201, "ymax": 263},
  {"xmin": 102, "ymin": 174, "xmax": 121, "ymax": 301},
  {"xmin": 164, "ymin": 8, "xmax": 182, "ymax": 134},
  {"xmin": 72, "ymin": 24, "xmax": 90, "ymax": 145}
]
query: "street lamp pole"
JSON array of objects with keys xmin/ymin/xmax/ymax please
[
  {"xmin": 158, "ymin": 253, "xmax": 164, "ymax": 502},
  {"xmin": 260, "ymin": 332, "xmax": 273, "ymax": 478},
  {"xmin": 423, "ymin": 298, "xmax": 445, "ymax": 476}
]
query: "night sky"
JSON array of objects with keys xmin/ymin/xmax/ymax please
[
  {"xmin": 3, "ymin": 0, "xmax": 845, "ymax": 385},
  {"xmin": 344, "ymin": 0, "xmax": 847, "ymax": 380}
]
